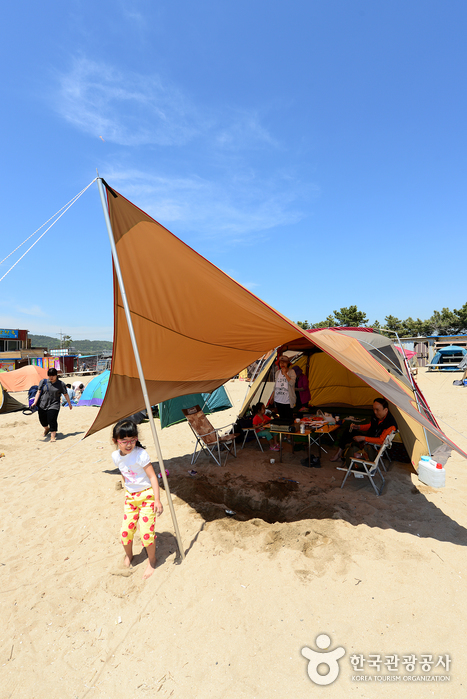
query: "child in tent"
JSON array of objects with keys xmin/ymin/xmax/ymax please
[
  {"xmin": 252, "ymin": 402, "xmax": 279, "ymax": 451},
  {"xmin": 111, "ymin": 419, "xmax": 163, "ymax": 579}
]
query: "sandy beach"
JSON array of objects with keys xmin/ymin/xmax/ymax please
[{"xmin": 1, "ymin": 371, "xmax": 467, "ymax": 698}]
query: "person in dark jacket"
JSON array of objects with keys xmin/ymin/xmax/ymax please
[{"xmin": 330, "ymin": 397, "xmax": 397, "ymax": 462}]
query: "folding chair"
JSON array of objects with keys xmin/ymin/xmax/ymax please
[
  {"xmin": 182, "ymin": 405, "xmax": 240, "ymax": 466},
  {"xmin": 378, "ymin": 431, "xmax": 398, "ymax": 472},
  {"xmin": 336, "ymin": 432, "xmax": 396, "ymax": 496},
  {"xmin": 241, "ymin": 427, "xmax": 264, "ymax": 452}
]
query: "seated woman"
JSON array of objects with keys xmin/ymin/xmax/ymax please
[
  {"xmin": 330, "ymin": 397, "xmax": 397, "ymax": 463},
  {"xmin": 252, "ymin": 402, "xmax": 279, "ymax": 451}
]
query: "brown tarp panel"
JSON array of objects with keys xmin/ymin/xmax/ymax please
[
  {"xmin": 86, "ymin": 186, "xmax": 467, "ymax": 464},
  {"xmin": 87, "ymin": 189, "xmax": 303, "ymax": 435}
]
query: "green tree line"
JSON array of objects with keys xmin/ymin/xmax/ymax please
[
  {"xmin": 297, "ymin": 303, "xmax": 467, "ymax": 336},
  {"xmin": 29, "ymin": 334, "xmax": 113, "ymax": 354}
]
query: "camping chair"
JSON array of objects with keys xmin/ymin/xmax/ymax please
[
  {"xmin": 336, "ymin": 432, "xmax": 396, "ymax": 496},
  {"xmin": 378, "ymin": 430, "xmax": 399, "ymax": 472},
  {"xmin": 241, "ymin": 427, "xmax": 264, "ymax": 452},
  {"xmin": 182, "ymin": 405, "xmax": 240, "ymax": 466}
]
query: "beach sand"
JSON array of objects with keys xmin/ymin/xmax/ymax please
[{"xmin": 1, "ymin": 371, "xmax": 467, "ymax": 698}]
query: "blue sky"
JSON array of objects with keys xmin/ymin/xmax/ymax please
[{"xmin": 1, "ymin": 1, "xmax": 466, "ymax": 341}]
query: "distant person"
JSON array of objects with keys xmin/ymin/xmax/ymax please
[
  {"xmin": 61, "ymin": 383, "xmax": 75, "ymax": 406},
  {"xmin": 73, "ymin": 382, "xmax": 85, "ymax": 401},
  {"xmin": 273, "ymin": 355, "xmax": 296, "ymax": 421},
  {"xmin": 31, "ymin": 368, "xmax": 72, "ymax": 442},
  {"xmin": 82, "ymin": 361, "xmax": 87, "ymax": 372}
]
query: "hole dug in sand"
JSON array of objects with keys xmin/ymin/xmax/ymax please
[{"xmin": 162, "ymin": 471, "xmax": 336, "ymax": 524}]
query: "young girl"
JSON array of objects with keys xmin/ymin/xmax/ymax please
[
  {"xmin": 252, "ymin": 402, "xmax": 279, "ymax": 451},
  {"xmin": 112, "ymin": 420, "xmax": 163, "ymax": 579}
]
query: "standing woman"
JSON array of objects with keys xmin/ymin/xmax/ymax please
[
  {"xmin": 32, "ymin": 368, "xmax": 72, "ymax": 442},
  {"xmin": 273, "ymin": 355, "xmax": 296, "ymax": 422},
  {"xmin": 293, "ymin": 365, "xmax": 311, "ymax": 409}
]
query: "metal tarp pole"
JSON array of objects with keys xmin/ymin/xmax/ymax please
[{"xmin": 97, "ymin": 177, "xmax": 185, "ymax": 561}]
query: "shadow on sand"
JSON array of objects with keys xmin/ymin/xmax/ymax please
[{"xmin": 103, "ymin": 445, "xmax": 467, "ymax": 550}]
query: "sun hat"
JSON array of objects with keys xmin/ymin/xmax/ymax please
[{"xmin": 278, "ymin": 354, "xmax": 291, "ymax": 364}]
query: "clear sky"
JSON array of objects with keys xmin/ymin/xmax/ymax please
[{"xmin": 1, "ymin": 1, "xmax": 466, "ymax": 341}]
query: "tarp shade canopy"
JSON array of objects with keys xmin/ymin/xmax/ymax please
[
  {"xmin": 87, "ymin": 186, "xmax": 303, "ymax": 435},
  {"xmin": 430, "ymin": 345, "xmax": 467, "ymax": 371},
  {"xmin": 85, "ymin": 184, "xmax": 467, "ymax": 467},
  {"xmin": 159, "ymin": 385, "xmax": 232, "ymax": 429},
  {"xmin": 0, "ymin": 365, "xmax": 47, "ymax": 392}
]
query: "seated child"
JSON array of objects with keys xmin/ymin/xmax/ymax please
[{"xmin": 252, "ymin": 402, "xmax": 279, "ymax": 451}]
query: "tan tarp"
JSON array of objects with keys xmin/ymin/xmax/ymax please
[
  {"xmin": 87, "ymin": 188, "xmax": 303, "ymax": 435},
  {"xmin": 0, "ymin": 365, "xmax": 47, "ymax": 392},
  {"xmin": 86, "ymin": 186, "xmax": 467, "ymax": 466}
]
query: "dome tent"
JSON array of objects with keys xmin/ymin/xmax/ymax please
[
  {"xmin": 0, "ymin": 365, "xmax": 47, "ymax": 392},
  {"xmin": 78, "ymin": 371, "xmax": 110, "ymax": 406},
  {"xmin": 240, "ymin": 327, "xmax": 457, "ymax": 468},
  {"xmin": 159, "ymin": 386, "xmax": 232, "ymax": 429}
]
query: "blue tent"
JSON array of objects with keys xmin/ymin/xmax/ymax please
[
  {"xmin": 78, "ymin": 371, "xmax": 110, "ymax": 406},
  {"xmin": 78, "ymin": 370, "xmax": 232, "ymax": 427},
  {"xmin": 159, "ymin": 387, "xmax": 232, "ymax": 428},
  {"xmin": 430, "ymin": 345, "xmax": 467, "ymax": 371}
]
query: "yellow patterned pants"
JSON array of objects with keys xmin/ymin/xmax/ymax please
[{"xmin": 121, "ymin": 487, "xmax": 156, "ymax": 547}]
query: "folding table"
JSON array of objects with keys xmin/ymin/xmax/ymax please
[{"xmin": 269, "ymin": 427, "xmax": 313, "ymax": 466}]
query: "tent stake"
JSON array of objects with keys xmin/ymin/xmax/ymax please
[{"xmin": 97, "ymin": 177, "xmax": 185, "ymax": 561}]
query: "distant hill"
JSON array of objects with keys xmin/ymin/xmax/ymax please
[{"xmin": 29, "ymin": 334, "xmax": 113, "ymax": 354}]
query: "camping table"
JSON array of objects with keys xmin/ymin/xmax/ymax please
[
  {"xmin": 312, "ymin": 424, "xmax": 339, "ymax": 454},
  {"xmin": 269, "ymin": 427, "xmax": 313, "ymax": 466}
]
